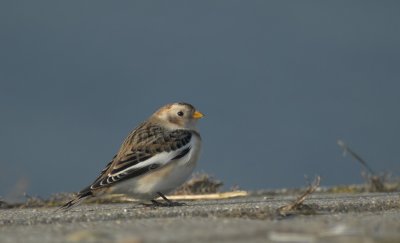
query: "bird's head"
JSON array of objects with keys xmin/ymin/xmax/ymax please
[{"xmin": 152, "ymin": 102, "xmax": 204, "ymax": 130}]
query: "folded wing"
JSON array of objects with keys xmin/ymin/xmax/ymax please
[{"xmin": 88, "ymin": 125, "xmax": 193, "ymax": 191}]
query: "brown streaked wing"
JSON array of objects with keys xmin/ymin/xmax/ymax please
[{"xmin": 88, "ymin": 126, "xmax": 192, "ymax": 190}]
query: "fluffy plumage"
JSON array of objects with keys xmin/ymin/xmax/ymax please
[{"xmin": 60, "ymin": 102, "xmax": 203, "ymax": 210}]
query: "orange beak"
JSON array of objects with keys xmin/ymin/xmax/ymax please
[{"xmin": 192, "ymin": 110, "xmax": 204, "ymax": 119}]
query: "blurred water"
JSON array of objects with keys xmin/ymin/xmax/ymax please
[{"xmin": 1, "ymin": 1, "xmax": 399, "ymax": 197}]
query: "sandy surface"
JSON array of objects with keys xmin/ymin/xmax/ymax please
[{"xmin": 0, "ymin": 192, "xmax": 399, "ymax": 243}]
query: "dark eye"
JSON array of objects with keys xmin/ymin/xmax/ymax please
[{"xmin": 177, "ymin": 111, "xmax": 184, "ymax": 117}]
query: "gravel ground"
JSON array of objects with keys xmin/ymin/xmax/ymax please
[{"xmin": 0, "ymin": 192, "xmax": 399, "ymax": 243}]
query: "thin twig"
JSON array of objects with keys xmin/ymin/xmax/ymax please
[
  {"xmin": 277, "ymin": 176, "xmax": 320, "ymax": 216},
  {"xmin": 337, "ymin": 140, "xmax": 375, "ymax": 174},
  {"xmin": 337, "ymin": 140, "xmax": 385, "ymax": 191}
]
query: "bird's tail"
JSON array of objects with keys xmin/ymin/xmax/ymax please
[{"xmin": 57, "ymin": 190, "xmax": 93, "ymax": 212}]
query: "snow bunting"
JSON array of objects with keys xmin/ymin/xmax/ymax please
[{"xmin": 60, "ymin": 102, "xmax": 203, "ymax": 210}]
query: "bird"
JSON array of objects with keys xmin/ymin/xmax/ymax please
[{"xmin": 60, "ymin": 102, "xmax": 203, "ymax": 210}]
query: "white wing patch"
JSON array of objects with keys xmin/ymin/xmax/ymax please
[{"xmin": 108, "ymin": 143, "xmax": 192, "ymax": 178}]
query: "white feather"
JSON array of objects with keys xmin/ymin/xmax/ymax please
[
  {"xmin": 109, "ymin": 143, "xmax": 191, "ymax": 177},
  {"xmin": 110, "ymin": 134, "xmax": 201, "ymax": 200}
]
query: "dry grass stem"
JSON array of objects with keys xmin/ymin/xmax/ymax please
[
  {"xmin": 337, "ymin": 140, "xmax": 386, "ymax": 192},
  {"xmin": 277, "ymin": 176, "xmax": 320, "ymax": 216}
]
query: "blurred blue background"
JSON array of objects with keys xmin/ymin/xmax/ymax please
[{"xmin": 1, "ymin": 1, "xmax": 399, "ymax": 197}]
